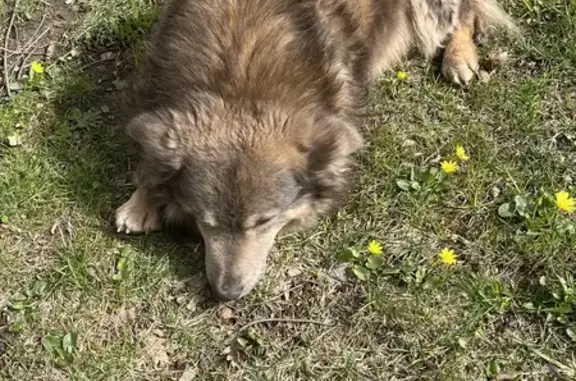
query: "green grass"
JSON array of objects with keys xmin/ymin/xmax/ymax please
[{"xmin": 1, "ymin": 0, "xmax": 576, "ymax": 380}]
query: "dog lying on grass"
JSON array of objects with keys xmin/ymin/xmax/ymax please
[{"xmin": 116, "ymin": 0, "xmax": 515, "ymax": 301}]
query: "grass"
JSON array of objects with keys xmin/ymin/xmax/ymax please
[{"xmin": 1, "ymin": 0, "xmax": 575, "ymax": 380}]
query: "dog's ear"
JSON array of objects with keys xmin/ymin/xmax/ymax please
[
  {"xmin": 306, "ymin": 114, "xmax": 363, "ymax": 205},
  {"xmin": 309, "ymin": 114, "xmax": 363, "ymax": 171},
  {"xmin": 126, "ymin": 112, "xmax": 184, "ymax": 185}
]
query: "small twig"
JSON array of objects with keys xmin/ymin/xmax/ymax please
[
  {"xmin": 3, "ymin": 0, "xmax": 20, "ymax": 97},
  {"xmin": 229, "ymin": 317, "xmax": 332, "ymax": 361},
  {"xmin": 236, "ymin": 317, "xmax": 331, "ymax": 334},
  {"xmin": 78, "ymin": 56, "xmax": 116, "ymax": 71},
  {"xmin": 0, "ymin": 14, "xmax": 46, "ymax": 57},
  {"xmin": 0, "ymin": 46, "xmax": 21, "ymax": 55},
  {"xmin": 16, "ymin": 49, "xmax": 35, "ymax": 80}
]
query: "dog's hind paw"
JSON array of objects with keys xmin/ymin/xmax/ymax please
[
  {"xmin": 115, "ymin": 188, "xmax": 161, "ymax": 235},
  {"xmin": 441, "ymin": 27, "xmax": 479, "ymax": 86}
]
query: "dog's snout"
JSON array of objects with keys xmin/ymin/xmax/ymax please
[
  {"xmin": 212, "ymin": 288, "xmax": 243, "ymax": 301},
  {"xmin": 202, "ymin": 231, "xmax": 277, "ymax": 301},
  {"xmin": 210, "ymin": 282, "xmax": 244, "ymax": 301}
]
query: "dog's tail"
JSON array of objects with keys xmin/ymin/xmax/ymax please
[{"xmin": 472, "ymin": 0, "xmax": 518, "ymax": 34}]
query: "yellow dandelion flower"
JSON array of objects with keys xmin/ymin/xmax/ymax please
[
  {"xmin": 438, "ymin": 248, "xmax": 457, "ymax": 265},
  {"xmin": 30, "ymin": 61, "xmax": 44, "ymax": 74},
  {"xmin": 441, "ymin": 160, "xmax": 458, "ymax": 174},
  {"xmin": 367, "ymin": 240, "xmax": 383, "ymax": 255},
  {"xmin": 455, "ymin": 145, "xmax": 470, "ymax": 161},
  {"xmin": 396, "ymin": 71, "xmax": 408, "ymax": 80},
  {"xmin": 555, "ymin": 191, "xmax": 575, "ymax": 213}
]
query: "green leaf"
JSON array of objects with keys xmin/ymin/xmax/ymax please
[
  {"xmin": 42, "ymin": 334, "xmax": 61, "ymax": 355},
  {"xmin": 9, "ymin": 301, "xmax": 26, "ymax": 311},
  {"xmin": 335, "ymin": 248, "xmax": 359, "ymax": 263},
  {"xmin": 523, "ymin": 302, "xmax": 535, "ymax": 311},
  {"xmin": 396, "ymin": 180, "xmax": 411, "ymax": 191},
  {"xmin": 550, "ymin": 305, "xmax": 572, "ymax": 315},
  {"xmin": 113, "ymin": 257, "xmax": 130, "ymax": 281},
  {"xmin": 485, "ymin": 359, "xmax": 500, "ymax": 378},
  {"xmin": 415, "ymin": 266, "xmax": 427, "ymax": 285},
  {"xmin": 514, "ymin": 195, "xmax": 528, "ymax": 216},
  {"xmin": 410, "ymin": 181, "xmax": 421, "ymax": 191},
  {"xmin": 32, "ymin": 280, "xmax": 48, "ymax": 296},
  {"xmin": 567, "ymin": 327, "xmax": 576, "ymax": 342},
  {"xmin": 246, "ymin": 328, "xmax": 264, "ymax": 347},
  {"xmin": 9, "ymin": 320, "xmax": 25, "ymax": 333},
  {"xmin": 0, "ymin": 215, "xmax": 8, "ymax": 224},
  {"xmin": 558, "ymin": 276, "xmax": 570, "ymax": 294},
  {"xmin": 351, "ymin": 265, "xmax": 370, "ymax": 281},
  {"xmin": 498, "ymin": 203, "xmax": 515, "ymax": 218},
  {"xmin": 62, "ymin": 332, "xmax": 77, "ymax": 354},
  {"xmin": 365, "ymin": 255, "xmax": 384, "ymax": 270},
  {"xmin": 381, "ymin": 268, "xmax": 401, "ymax": 276},
  {"xmin": 116, "ymin": 257, "xmax": 127, "ymax": 270},
  {"xmin": 66, "ymin": 108, "xmax": 83, "ymax": 121}
]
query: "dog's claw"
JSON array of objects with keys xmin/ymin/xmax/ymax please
[
  {"xmin": 115, "ymin": 189, "xmax": 161, "ymax": 235},
  {"xmin": 443, "ymin": 60, "xmax": 478, "ymax": 86},
  {"xmin": 442, "ymin": 52, "xmax": 479, "ymax": 86},
  {"xmin": 441, "ymin": 24, "xmax": 480, "ymax": 87}
]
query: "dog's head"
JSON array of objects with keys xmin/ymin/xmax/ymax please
[{"xmin": 128, "ymin": 100, "xmax": 362, "ymax": 300}]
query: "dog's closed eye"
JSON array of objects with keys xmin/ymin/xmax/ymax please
[
  {"xmin": 245, "ymin": 211, "xmax": 280, "ymax": 230},
  {"xmin": 254, "ymin": 216, "xmax": 273, "ymax": 227}
]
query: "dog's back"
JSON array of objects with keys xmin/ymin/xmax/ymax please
[
  {"xmin": 127, "ymin": 0, "xmax": 513, "ymax": 124},
  {"xmin": 129, "ymin": 0, "xmax": 370, "ymax": 124}
]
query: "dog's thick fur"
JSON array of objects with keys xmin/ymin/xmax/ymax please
[{"xmin": 116, "ymin": 0, "xmax": 514, "ymax": 300}]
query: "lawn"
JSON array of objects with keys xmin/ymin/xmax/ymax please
[{"xmin": 1, "ymin": 0, "xmax": 575, "ymax": 380}]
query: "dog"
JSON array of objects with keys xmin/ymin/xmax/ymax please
[{"xmin": 115, "ymin": 0, "xmax": 515, "ymax": 301}]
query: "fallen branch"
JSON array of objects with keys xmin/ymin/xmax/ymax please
[
  {"xmin": 226, "ymin": 317, "xmax": 332, "ymax": 364},
  {"xmin": 78, "ymin": 56, "xmax": 116, "ymax": 71},
  {"xmin": 237, "ymin": 317, "xmax": 331, "ymax": 333},
  {"xmin": 3, "ymin": 0, "xmax": 20, "ymax": 97}
]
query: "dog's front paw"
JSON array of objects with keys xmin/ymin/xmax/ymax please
[
  {"xmin": 115, "ymin": 189, "xmax": 161, "ymax": 235},
  {"xmin": 441, "ymin": 33, "xmax": 479, "ymax": 86}
]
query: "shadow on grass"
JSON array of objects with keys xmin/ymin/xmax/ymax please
[{"xmin": 43, "ymin": 11, "xmax": 212, "ymax": 300}]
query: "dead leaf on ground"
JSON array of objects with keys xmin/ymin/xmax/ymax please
[
  {"xmin": 143, "ymin": 330, "xmax": 170, "ymax": 366},
  {"xmin": 7, "ymin": 135, "xmax": 22, "ymax": 147},
  {"xmin": 117, "ymin": 305, "xmax": 137, "ymax": 324},
  {"xmin": 287, "ymin": 267, "xmax": 302, "ymax": 277},
  {"xmin": 178, "ymin": 366, "xmax": 197, "ymax": 381}
]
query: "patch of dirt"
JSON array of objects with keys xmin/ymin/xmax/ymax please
[{"xmin": 1, "ymin": 1, "xmax": 79, "ymax": 98}]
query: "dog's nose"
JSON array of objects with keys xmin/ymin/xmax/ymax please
[{"xmin": 210, "ymin": 284, "xmax": 243, "ymax": 301}]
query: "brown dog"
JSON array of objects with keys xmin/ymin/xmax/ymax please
[{"xmin": 116, "ymin": 0, "xmax": 514, "ymax": 301}]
